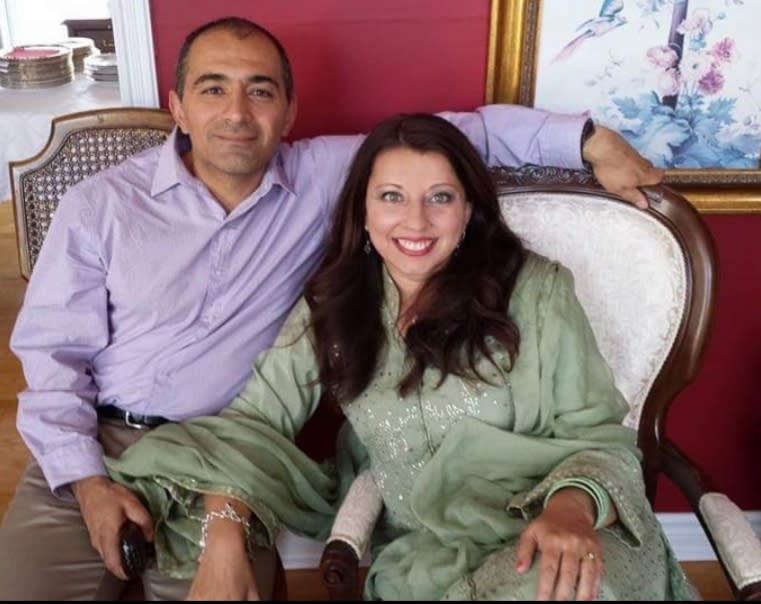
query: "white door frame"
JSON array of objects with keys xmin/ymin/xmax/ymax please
[
  {"xmin": 0, "ymin": 1, "xmax": 11, "ymax": 49},
  {"xmin": 110, "ymin": 0, "xmax": 159, "ymax": 107}
]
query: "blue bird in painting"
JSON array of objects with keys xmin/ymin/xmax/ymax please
[{"xmin": 552, "ymin": 0, "xmax": 627, "ymax": 63}]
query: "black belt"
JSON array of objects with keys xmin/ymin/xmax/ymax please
[{"xmin": 96, "ymin": 405, "xmax": 171, "ymax": 429}]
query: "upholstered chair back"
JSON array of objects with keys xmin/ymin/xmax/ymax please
[
  {"xmin": 500, "ymin": 179, "xmax": 684, "ymax": 428},
  {"xmin": 492, "ymin": 166, "xmax": 716, "ymax": 500}
]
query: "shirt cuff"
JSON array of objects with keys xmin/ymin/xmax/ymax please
[
  {"xmin": 40, "ymin": 440, "xmax": 107, "ymax": 498},
  {"xmin": 538, "ymin": 112, "xmax": 589, "ymax": 169},
  {"xmin": 580, "ymin": 118, "xmax": 596, "ymax": 171},
  {"xmin": 543, "ymin": 477, "xmax": 611, "ymax": 530}
]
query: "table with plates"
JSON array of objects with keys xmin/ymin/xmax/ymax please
[{"xmin": 0, "ymin": 72, "xmax": 121, "ymax": 201}]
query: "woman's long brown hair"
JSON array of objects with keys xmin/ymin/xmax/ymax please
[{"xmin": 304, "ymin": 113, "xmax": 526, "ymax": 405}]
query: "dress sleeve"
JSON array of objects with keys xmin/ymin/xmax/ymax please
[
  {"xmin": 105, "ymin": 298, "xmax": 339, "ymax": 579},
  {"xmin": 507, "ymin": 262, "xmax": 648, "ymax": 545}
]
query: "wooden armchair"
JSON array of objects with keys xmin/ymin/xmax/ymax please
[
  {"xmin": 8, "ymin": 107, "xmax": 288, "ymax": 599},
  {"xmin": 319, "ymin": 166, "xmax": 761, "ymax": 600}
]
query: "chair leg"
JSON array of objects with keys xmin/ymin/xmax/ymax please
[{"xmin": 272, "ymin": 551, "xmax": 289, "ymax": 600}]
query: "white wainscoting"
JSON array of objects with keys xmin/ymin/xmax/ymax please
[{"xmin": 275, "ymin": 511, "xmax": 761, "ymax": 569}]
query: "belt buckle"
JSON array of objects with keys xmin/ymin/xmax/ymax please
[{"xmin": 124, "ymin": 411, "xmax": 148, "ymax": 430}]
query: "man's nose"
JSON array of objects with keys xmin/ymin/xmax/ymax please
[{"xmin": 225, "ymin": 88, "xmax": 253, "ymax": 124}]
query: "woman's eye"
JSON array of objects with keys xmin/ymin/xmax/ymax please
[
  {"xmin": 430, "ymin": 191, "xmax": 453, "ymax": 204},
  {"xmin": 381, "ymin": 191, "xmax": 403, "ymax": 202}
]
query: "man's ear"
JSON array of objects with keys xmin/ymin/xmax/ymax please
[
  {"xmin": 282, "ymin": 95, "xmax": 298, "ymax": 138},
  {"xmin": 168, "ymin": 90, "xmax": 187, "ymax": 134}
]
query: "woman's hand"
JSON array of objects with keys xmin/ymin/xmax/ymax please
[{"xmin": 515, "ymin": 488, "xmax": 603, "ymax": 601}]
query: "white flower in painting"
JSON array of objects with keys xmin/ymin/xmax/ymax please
[
  {"xmin": 657, "ymin": 68, "xmax": 680, "ymax": 96},
  {"xmin": 646, "ymin": 45, "xmax": 679, "ymax": 69},
  {"xmin": 677, "ymin": 8, "xmax": 713, "ymax": 36}
]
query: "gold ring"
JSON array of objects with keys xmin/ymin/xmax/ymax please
[{"xmin": 584, "ymin": 552, "xmax": 596, "ymax": 561}]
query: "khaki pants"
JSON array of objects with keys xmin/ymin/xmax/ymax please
[{"xmin": 0, "ymin": 420, "xmax": 275, "ymax": 600}]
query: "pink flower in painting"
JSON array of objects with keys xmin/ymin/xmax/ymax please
[
  {"xmin": 711, "ymin": 37, "xmax": 735, "ymax": 62},
  {"xmin": 677, "ymin": 9, "xmax": 713, "ymax": 36},
  {"xmin": 698, "ymin": 69, "xmax": 725, "ymax": 95},
  {"xmin": 647, "ymin": 46, "xmax": 679, "ymax": 69},
  {"xmin": 680, "ymin": 53, "xmax": 714, "ymax": 83},
  {"xmin": 657, "ymin": 68, "xmax": 681, "ymax": 96}
]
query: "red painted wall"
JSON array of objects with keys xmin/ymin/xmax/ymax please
[
  {"xmin": 149, "ymin": 1, "xmax": 761, "ymax": 512},
  {"xmin": 149, "ymin": 0, "xmax": 490, "ymax": 139},
  {"xmin": 658, "ymin": 214, "xmax": 761, "ymax": 511}
]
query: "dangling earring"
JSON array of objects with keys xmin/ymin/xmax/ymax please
[
  {"xmin": 364, "ymin": 225, "xmax": 372, "ymax": 255},
  {"xmin": 455, "ymin": 228, "xmax": 466, "ymax": 250}
]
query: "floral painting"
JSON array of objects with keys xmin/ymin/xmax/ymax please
[{"xmin": 532, "ymin": 0, "xmax": 761, "ymax": 169}]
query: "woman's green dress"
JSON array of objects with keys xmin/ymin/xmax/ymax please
[{"xmin": 106, "ymin": 253, "xmax": 696, "ymax": 600}]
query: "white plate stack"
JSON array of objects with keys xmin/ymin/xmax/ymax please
[
  {"xmin": 0, "ymin": 45, "xmax": 75, "ymax": 89},
  {"xmin": 84, "ymin": 52, "xmax": 118, "ymax": 82},
  {"xmin": 57, "ymin": 37, "xmax": 99, "ymax": 72}
]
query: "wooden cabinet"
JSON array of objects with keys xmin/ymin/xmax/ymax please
[{"xmin": 62, "ymin": 19, "xmax": 114, "ymax": 53}]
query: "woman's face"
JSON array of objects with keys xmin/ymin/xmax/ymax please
[{"xmin": 365, "ymin": 147, "xmax": 472, "ymax": 300}]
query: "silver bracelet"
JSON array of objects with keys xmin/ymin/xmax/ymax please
[{"xmin": 199, "ymin": 502, "xmax": 252, "ymax": 559}]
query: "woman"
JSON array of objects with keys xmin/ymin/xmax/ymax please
[{"xmin": 106, "ymin": 114, "xmax": 694, "ymax": 600}]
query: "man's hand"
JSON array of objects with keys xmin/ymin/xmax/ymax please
[
  {"xmin": 187, "ymin": 518, "xmax": 260, "ymax": 600},
  {"xmin": 515, "ymin": 488, "xmax": 603, "ymax": 601},
  {"xmin": 72, "ymin": 475, "xmax": 153, "ymax": 580},
  {"xmin": 583, "ymin": 125, "xmax": 664, "ymax": 209}
]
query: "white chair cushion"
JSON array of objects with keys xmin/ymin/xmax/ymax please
[{"xmin": 499, "ymin": 193, "xmax": 687, "ymax": 429}]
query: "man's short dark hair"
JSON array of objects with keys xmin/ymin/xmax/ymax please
[{"xmin": 175, "ymin": 16, "xmax": 294, "ymax": 101}]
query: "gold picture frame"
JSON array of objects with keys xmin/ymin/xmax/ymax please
[{"xmin": 486, "ymin": 0, "xmax": 761, "ymax": 213}]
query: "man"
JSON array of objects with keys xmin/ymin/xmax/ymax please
[{"xmin": 0, "ymin": 16, "xmax": 662, "ymax": 600}]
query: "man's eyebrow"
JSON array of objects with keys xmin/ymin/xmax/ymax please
[
  {"xmin": 191, "ymin": 72, "xmax": 228, "ymax": 88},
  {"xmin": 191, "ymin": 73, "xmax": 280, "ymax": 89},
  {"xmin": 246, "ymin": 74, "xmax": 280, "ymax": 89}
]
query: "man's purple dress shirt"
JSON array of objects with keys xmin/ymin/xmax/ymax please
[{"xmin": 10, "ymin": 105, "xmax": 586, "ymax": 492}]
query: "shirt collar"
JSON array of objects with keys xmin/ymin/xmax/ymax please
[
  {"xmin": 259, "ymin": 150, "xmax": 295, "ymax": 196},
  {"xmin": 150, "ymin": 128, "xmax": 184, "ymax": 196},
  {"xmin": 150, "ymin": 128, "xmax": 295, "ymax": 198}
]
